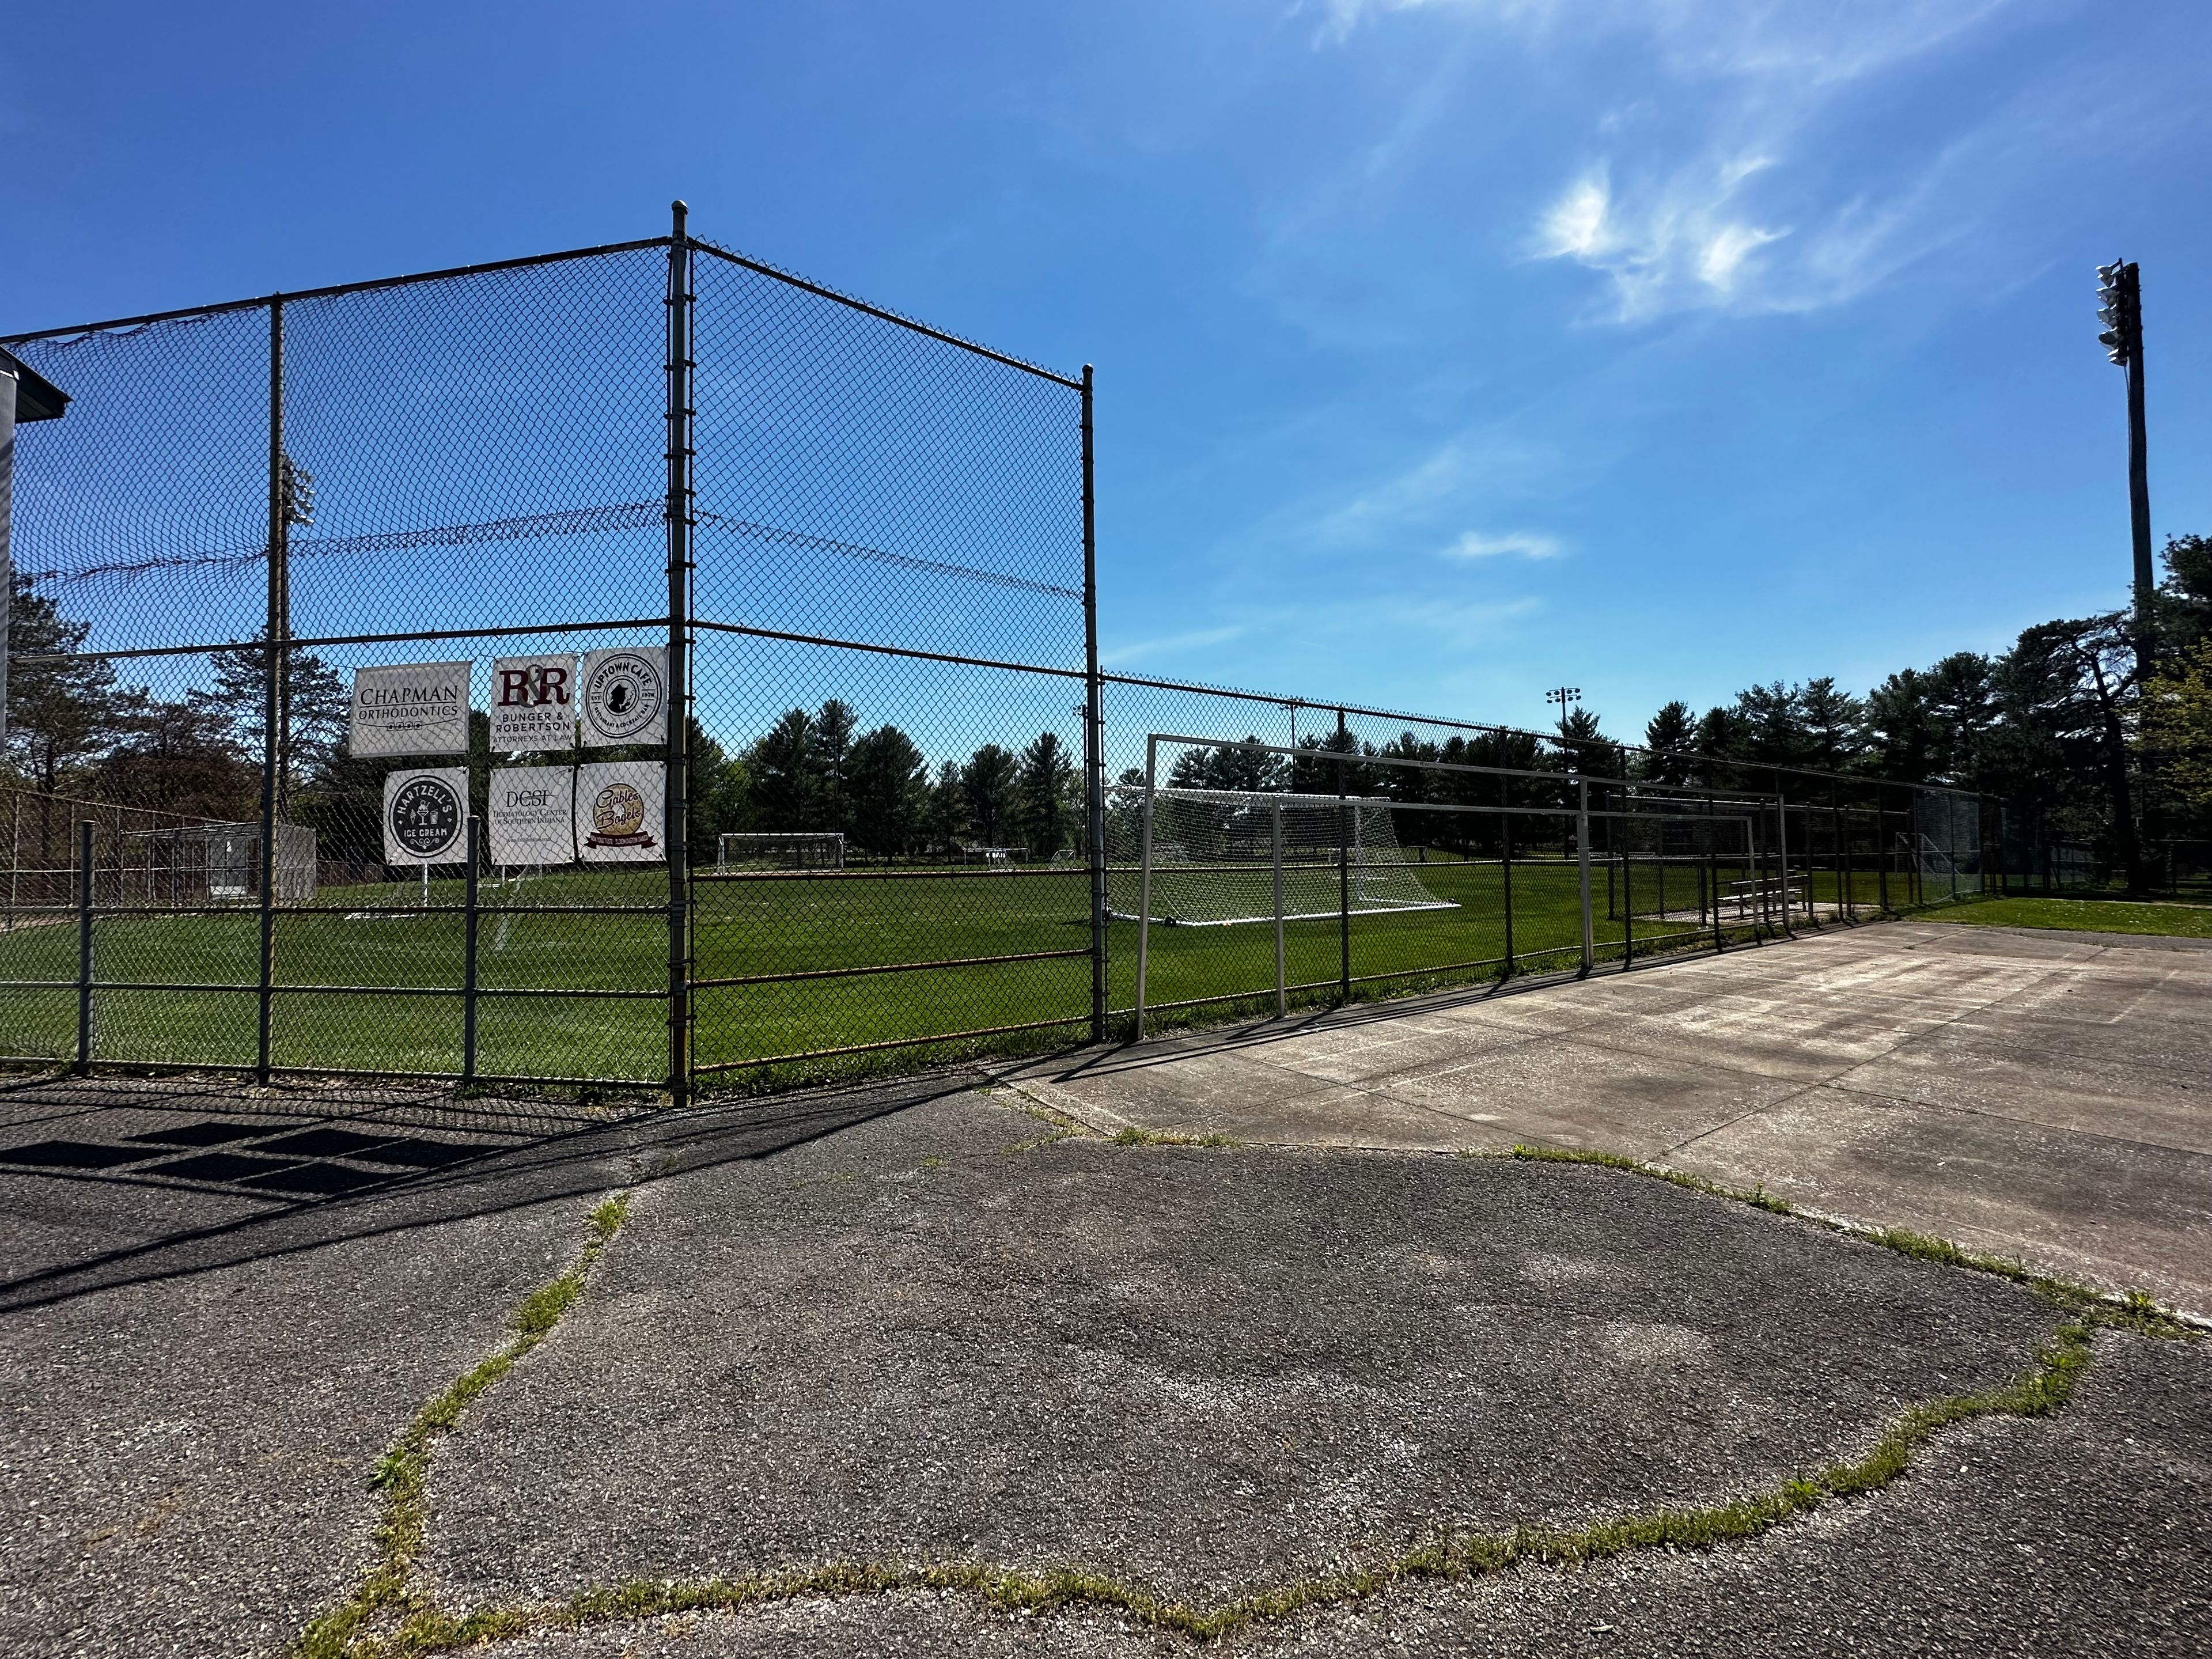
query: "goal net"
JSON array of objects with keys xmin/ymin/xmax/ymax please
[
  {"xmin": 717, "ymin": 831, "xmax": 846, "ymax": 870},
  {"xmin": 1105, "ymin": 785, "xmax": 1457, "ymax": 926}
]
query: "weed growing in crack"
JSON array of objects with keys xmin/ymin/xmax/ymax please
[
  {"xmin": 295, "ymin": 1192, "xmax": 632, "ymax": 1659},
  {"xmin": 1111, "ymin": 1126, "xmax": 1239, "ymax": 1148},
  {"xmin": 1509, "ymin": 1143, "xmax": 1793, "ymax": 1214},
  {"xmin": 304, "ymin": 1324, "xmax": 2100, "ymax": 1654}
]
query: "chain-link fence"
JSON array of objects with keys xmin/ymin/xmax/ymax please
[{"xmin": 2, "ymin": 214, "xmax": 2065, "ymax": 1094}]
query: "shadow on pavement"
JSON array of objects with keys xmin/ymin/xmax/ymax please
[{"xmin": 0, "ymin": 1066, "xmax": 975, "ymax": 1316}]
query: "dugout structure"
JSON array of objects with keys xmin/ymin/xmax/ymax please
[{"xmin": 116, "ymin": 820, "xmax": 317, "ymax": 905}]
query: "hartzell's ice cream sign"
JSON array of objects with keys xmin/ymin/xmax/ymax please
[{"xmin": 349, "ymin": 661, "xmax": 471, "ymax": 757}]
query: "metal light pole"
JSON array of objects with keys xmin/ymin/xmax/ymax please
[{"xmin": 2097, "ymin": 260, "xmax": 2153, "ymax": 630}]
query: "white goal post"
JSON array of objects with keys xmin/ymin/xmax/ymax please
[
  {"xmin": 1105, "ymin": 785, "xmax": 1457, "ymax": 927},
  {"xmin": 716, "ymin": 831, "xmax": 846, "ymax": 871},
  {"xmin": 1127, "ymin": 732, "xmax": 1759, "ymax": 1037}
]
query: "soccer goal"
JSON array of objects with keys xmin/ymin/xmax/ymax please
[
  {"xmin": 717, "ymin": 831, "xmax": 846, "ymax": 871},
  {"xmin": 1105, "ymin": 785, "xmax": 1456, "ymax": 927}
]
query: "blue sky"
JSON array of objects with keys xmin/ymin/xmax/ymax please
[{"xmin": 5, "ymin": 1, "xmax": 2207, "ymax": 744}]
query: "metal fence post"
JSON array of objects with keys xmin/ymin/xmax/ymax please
[
  {"xmin": 665, "ymin": 202, "xmax": 695, "ymax": 1104},
  {"xmin": 1134, "ymin": 735, "xmax": 1157, "ymax": 1039},
  {"xmin": 463, "ymin": 815, "xmax": 480, "ymax": 1082},
  {"xmin": 75, "ymin": 819, "xmax": 93, "ymax": 1072},
  {"xmin": 1828, "ymin": 782, "xmax": 1842, "ymax": 921},
  {"xmin": 256, "ymin": 294, "xmax": 284, "ymax": 1085},
  {"xmin": 1081, "ymin": 365, "xmax": 1108, "ymax": 1044},
  {"xmin": 1777, "ymin": 796, "xmax": 1794, "ymax": 937},
  {"xmin": 1878, "ymin": 786, "xmax": 1892, "ymax": 912},
  {"xmin": 1620, "ymin": 834, "xmax": 1633, "ymax": 967},
  {"xmin": 1576, "ymin": 776, "xmax": 1593, "ymax": 974},
  {"xmin": 1336, "ymin": 709, "xmax": 1350, "ymax": 1002},
  {"xmin": 1499, "ymin": 772, "xmax": 1514, "ymax": 978},
  {"xmin": 1271, "ymin": 796, "xmax": 1286, "ymax": 1018},
  {"xmin": 1707, "ymin": 798, "xmax": 1722, "ymax": 953}
]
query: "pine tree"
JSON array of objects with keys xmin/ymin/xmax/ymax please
[
  {"xmin": 4, "ymin": 573, "xmax": 120, "ymax": 796},
  {"xmin": 961, "ymin": 744, "xmax": 1019, "ymax": 848},
  {"xmin": 1014, "ymin": 730, "xmax": 1076, "ymax": 857},
  {"xmin": 847, "ymin": 725, "xmax": 928, "ymax": 857},
  {"xmin": 1642, "ymin": 700, "xmax": 1694, "ymax": 785}
]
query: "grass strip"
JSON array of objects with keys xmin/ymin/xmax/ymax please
[
  {"xmin": 294, "ymin": 1321, "xmax": 2099, "ymax": 1655},
  {"xmin": 294, "ymin": 1193, "xmax": 632, "ymax": 1659},
  {"xmin": 1508, "ymin": 1144, "xmax": 2194, "ymax": 1339},
  {"xmin": 1109, "ymin": 1124, "xmax": 1240, "ymax": 1147}
]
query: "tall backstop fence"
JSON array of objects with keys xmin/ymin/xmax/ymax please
[{"xmin": 0, "ymin": 214, "xmax": 2085, "ymax": 1093}]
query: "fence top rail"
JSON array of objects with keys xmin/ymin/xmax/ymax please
[
  {"xmin": 0, "ymin": 237, "xmax": 672, "ymax": 345},
  {"xmin": 690, "ymin": 234, "xmax": 1085, "ymax": 391}
]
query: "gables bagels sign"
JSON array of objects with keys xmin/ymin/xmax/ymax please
[{"xmin": 574, "ymin": 762, "xmax": 665, "ymax": 863}]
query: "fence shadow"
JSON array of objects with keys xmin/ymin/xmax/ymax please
[{"xmin": 0, "ymin": 1067, "xmax": 972, "ymax": 1315}]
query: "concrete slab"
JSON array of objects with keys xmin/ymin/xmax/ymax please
[
  {"xmin": 1833, "ymin": 1024, "xmax": 2212, "ymax": 1156},
  {"xmin": 1020, "ymin": 922, "xmax": 2212, "ymax": 1315},
  {"xmin": 1371, "ymin": 1047, "xmax": 1806, "ymax": 1161},
  {"xmin": 1672, "ymin": 1085, "xmax": 2212, "ymax": 1315}
]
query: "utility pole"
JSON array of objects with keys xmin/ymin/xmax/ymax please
[
  {"xmin": 2096, "ymin": 259, "xmax": 2153, "ymax": 895},
  {"xmin": 2096, "ymin": 260, "xmax": 2153, "ymax": 634}
]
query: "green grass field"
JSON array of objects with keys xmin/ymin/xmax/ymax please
[
  {"xmin": 0, "ymin": 857, "xmax": 1798, "ymax": 1084},
  {"xmin": 1919, "ymin": 894, "xmax": 2212, "ymax": 939}
]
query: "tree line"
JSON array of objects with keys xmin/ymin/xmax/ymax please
[
  {"xmin": 1154, "ymin": 535, "xmax": 2212, "ymax": 887},
  {"xmin": 1626, "ymin": 535, "xmax": 2212, "ymax": 887}
]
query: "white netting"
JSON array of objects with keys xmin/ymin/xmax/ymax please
[{"xmin": 1105, "ymin": 786, "xmax": 1457, "ymax": 926}]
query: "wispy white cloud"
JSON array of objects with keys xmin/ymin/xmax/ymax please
[
  {"xmin": 1100, "ymin": 623, "xmax": 1248, "ymax": 668},
  {"xmin": 1442, "ymin": 529, "xmax": 1562, "ymax": 560},
  {"xmin": 1529, "ymin": 161, "xmax": 1791, "ymax": 320},
  {"xmin": 1305, "ymin": 425, "xmax": 1568, "ymax": 550},
  {"xmin": 1313, "ymin": 0, "xmax": 2039, "ymax": 321}
]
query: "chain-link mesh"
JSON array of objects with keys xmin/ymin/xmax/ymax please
[{"xmin": 2, "ymin": 225, "xmax": 2043, "ymax": 1096}]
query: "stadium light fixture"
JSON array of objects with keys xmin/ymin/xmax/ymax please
[{"xmin": 1545, "ymin": 685, "xmax": 1582, "ymax": 732}]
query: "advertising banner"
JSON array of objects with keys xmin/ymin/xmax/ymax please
[
  {"xmin": 487, "ymin": 766, "xmax": 575, "ymax": 866},
  {"xmin": 351, "ymin": 660, "xmax": 471, "ymax": 757},
  {"xmin": 574, "ymin": 762, "xmax": 666, "ymax": 863},
  {"xmin": 578, "ymin": 647, "xmax": 668, "ymax": 749},
  {"xmin": 488, "ymin": 654, "xmax": 578, "ymax": 751},
  {"xmin": 382, "ymin": 768, "xmax": 471, "ymax": 867}
]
